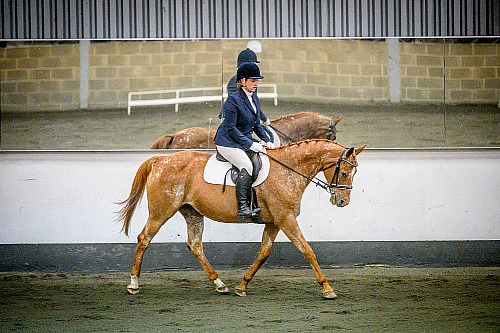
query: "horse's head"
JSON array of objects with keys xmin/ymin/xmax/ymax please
[
  {"xmin": 322, "ymin": 144, "xmax": 366, "ymax": 207},
  {"xmin": 312, "ymin": 115, "xmax": 342, "ymax": 141}
]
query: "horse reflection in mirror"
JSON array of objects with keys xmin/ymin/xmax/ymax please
[
  {"xmin": 116, "ymin": 139, "xmax": 365, "ymax": 299},
  {"xmin": 150, "ymin": 112, "xmax": 342, "ymax": 149}
]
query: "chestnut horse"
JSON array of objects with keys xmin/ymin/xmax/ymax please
[
  {"xmin": 150, "ymin": 112, "xmax": 342, "ymax": 149},
  {"xmin": 117, "ymin": 139, "xmax": 365, "ymax": 299}
]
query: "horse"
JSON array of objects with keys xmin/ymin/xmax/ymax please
[
  {"xmin": 116, "ymin": 139, "xmax": 365, "ymax": 299},
  {"xmin": 150, "ymin": 112, "xmax": 342, "ymax": 149}
]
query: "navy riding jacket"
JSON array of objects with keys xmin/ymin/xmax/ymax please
[
  {"xmin": 226, "ymin": 75, "xmax": 238, "ymax": 96},
  {"xmin": 214, "ymin": 89, "xmax": 271, "ymax": 150},
  {"xmin": 219, "ymin": 75, "xmax": 269, "ymax": 124}
]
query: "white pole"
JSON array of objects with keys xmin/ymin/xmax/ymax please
[
  {"xmin": 80, "ymin": 40, "xmax": 90, "ymax": 109},
  {"xmin": 387, "ymin": 38, "xmax": 401, "ymax": 103}
]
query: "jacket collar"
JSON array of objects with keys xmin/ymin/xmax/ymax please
[
  {"xmin": 239, "ymin": 89, "xmax": 257, "ymax": 115},
  {"xmin": 243, "ymin": 88, "xmax": 260, "ymax": 110}
]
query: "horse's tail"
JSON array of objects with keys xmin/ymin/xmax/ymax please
[
  {"xmin": 151, "ymin": 134, "xmax": 175, "ymax": 149},
  {"xmin": 116, "ymin": 157, "xmax": 157, "ymax": 236}
]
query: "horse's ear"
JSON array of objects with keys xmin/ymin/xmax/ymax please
[
  {"xmin": 345, "ymin": 147, "xmax": 355, "ymax": 157},
  {"xmin": 333, "ymin": 115, "xmax": 343, "ymax": 125},
  {"xmin": 355, "ymin": 144, "xmax": 367, "ymax": 155}
]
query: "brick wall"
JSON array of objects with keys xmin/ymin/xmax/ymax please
[
  {"xmin": 1, "ymin": 43, "xmax": 80, "ymax": 111},
  {"xmin": 400, "ymin": 42, "xmax": 445, "ymax": 102},
  {"xmin": 1, "ymin": 40, "xmax": 498, "ymax": 112},
  {"xmin": 400, "ymin": 41, "xmax": 500, "ymax": 103},
  {"xmin": 445, "ymin": 43, "xmax": 499, "ymax": 103},
  {"xmin": 223, "ymin": 39, "xmax": 390, "ymax": 103},
  {"xmin": 88, "ymin": 40, "xmax": 222, "ymax": 109}
]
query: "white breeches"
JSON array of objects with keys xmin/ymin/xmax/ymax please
[{"xmin": 216, "ymin": 145, "xmax": 253, "ymax": 175}]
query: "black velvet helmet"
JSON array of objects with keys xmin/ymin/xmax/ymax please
[
  {"xmin": 237, "ymin": 48, "xmax": 260, "ymax": 67},
  {"xmin": 237, "ymin": 62, "xmax": 264, "ymax": 81}
]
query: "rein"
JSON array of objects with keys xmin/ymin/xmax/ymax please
[
  {"xmin": 268, "ymin": 119, "xmax": 336, "ymax": 143},
  {"xmin": 261, "ymin": 147, "xmax": 357, "ymax": 193}
]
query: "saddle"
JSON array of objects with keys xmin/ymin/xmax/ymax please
[{"xmin": 216, "ymin": 150, "xmax": 262, "ymax": 184}]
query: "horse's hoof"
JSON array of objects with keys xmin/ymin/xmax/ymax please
[
  {"xmin": 235, "ymin": 288, "xmax": 247, "ymax": 297},
  {"xmin": 216, "ymin": 286, "xmax": 230, "ymax": 294},
  {"xmin": 213, "ymin": 278, "xmax": 229, "ymax": 294},
  {"xmin": 323, "ymin": 290, "xmax": 337, "ymax": 299},
  {"xmin": 127, "ymin": 288, "xmax": 140, "ymax": 295}
]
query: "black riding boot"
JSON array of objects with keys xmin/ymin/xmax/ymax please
[{"xmin": 236, "ymin": 169, "xmax": 260, "ymax": 222}]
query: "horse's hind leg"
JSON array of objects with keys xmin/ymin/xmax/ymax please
[
  {"xmin": 180, "ymin": 205, "xmax": 229, "ymax": 295},
  {"xmin": 127, "ymin": 212, "xmax": 171, "ymax": 295},
  {"xmin": 278, "ymin": 215, "xmax": 337, "ymax": 299},
  {"xmin": 235, "ymin": 224, "xmax": 280, "ymax": 296}
]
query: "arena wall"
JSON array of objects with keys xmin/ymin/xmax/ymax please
[
  {"xmin": 1, "ymin": 149, "xmax": 499, "ymax": 272},
  {"xmin": 1, "ymin": 39, "xmax": 499, "ymax": 112}
]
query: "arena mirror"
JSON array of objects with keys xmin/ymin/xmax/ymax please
[{"xmin": 2, "ymin": 38, "xmax": 498, "ymax": 150}]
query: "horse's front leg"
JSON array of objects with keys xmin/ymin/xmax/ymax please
[
  {"xmin": 180, "ymin": 206, "xmax": 229, "ymax": 295},
  {"xmin": 278, "ymin": 216, "xmax": 337, "ymax": 299},
  {"xmin": 235, "ymin": 224, "xmax": 280, "ymax": 296}
]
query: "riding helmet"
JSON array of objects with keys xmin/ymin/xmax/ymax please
[
  {"xmin": 237, "ymin": 62, "xmax": 264, "ymax": 81},
  {"xmin": 237, "ymin": 48, "xmax": 260, "ymax": 67}
]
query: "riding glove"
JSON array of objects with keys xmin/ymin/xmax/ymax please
[
  {"xmin": 250, "ymin": 142, "xmax": 264, "ymax": 153},
  {"xmin": 265, "ymin": 142, "xmax": 275, "ymax": 149},
  {"xmin": 264, "ymin": 119, "xmax": 271, "ymax": 126}
]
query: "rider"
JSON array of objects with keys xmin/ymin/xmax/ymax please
[
  {"xmin": 214, "ymin": 62, "xmax": 274, "ymax": 222},
  {"xmin": 220, "ymin": 48, "xmax": 271, "ymax": 128}
]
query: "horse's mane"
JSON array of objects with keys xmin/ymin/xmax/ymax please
[
  {"xmin": 270, "ymin": 138, "xmax": 347, "ymax": 152},
  {"xmin": 271, "ymin": 111, "xmax": 326, "ymax": 123}
]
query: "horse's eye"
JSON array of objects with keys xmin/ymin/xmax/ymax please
[
  {"xmin": 332, "ymin": 136, "xmax": 336, "ymax": 140},
  {"xmin": 341, "ymin": 172, "xmax": 348, "ymax": 177}
]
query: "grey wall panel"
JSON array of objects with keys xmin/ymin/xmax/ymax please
[
  {"xmin": 0, "ymin": 0, "xmax": 498, "ymax": 39},
  {"xmin": 2, "ymin": 241, "xmax": 500, "ymax": 273}
]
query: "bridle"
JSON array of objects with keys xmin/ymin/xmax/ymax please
[
  {"xmin": 268, "ymin": 118, "xmax": 336, "ymax": 142},
  {"xmin": 321, "ymin": 148, "xmax": 358, "ymax": 191},
  {"xmin": 326, "ymin": 119, "xmax": 336, "ymax": 141},
  {"xmin": 261, "ymin": 147, "xmax": 357, "ymax": 194}
]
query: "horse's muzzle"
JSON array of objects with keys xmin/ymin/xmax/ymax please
[{"xmin": 330, "ymin": 193, "xmax": 350, "ymax": 207}]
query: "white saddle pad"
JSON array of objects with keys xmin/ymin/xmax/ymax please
[
  {"xmin": 203, "ymin": 153, "xmax": 270, "ymax": 187},
  {"xmin": 268, "ymin": 126, "xmax": 281, "ymax": 147}
]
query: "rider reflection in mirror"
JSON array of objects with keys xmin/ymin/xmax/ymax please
[
  {"xmin": 220, "ymin": 48, "xmax": 271, "ymax": 128},
  {"xmin": 214, "ymin": 63, "xmax": 275, "ymax": 223}
]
